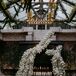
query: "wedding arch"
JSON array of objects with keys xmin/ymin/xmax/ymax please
[{"xmin": 16, "ymin": 31, "xmax": 66, "ymax": 76}]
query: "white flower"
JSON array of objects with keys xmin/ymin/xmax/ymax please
[
  {"xmin": 45, "ymin": 49, "xmax": 54, "ymax": 55},
  {"xmin": 46, "ymin": 45, "xmax": 66, "ymax": 76},
  {"xmin": 16, "ymin": 31, "xmax": 65, "ymax": 76}
]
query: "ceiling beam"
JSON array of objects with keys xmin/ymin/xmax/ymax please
[
  {"xmin": 68, "ymin": 6, "xmax": 76, "ymax": 22},
  {"xmin": 3, "ymin": 0, "xmax": 20, "ymax": 10},
  {"xmin": 62, "ymin": 0, "xmax": 75, "ymax": 6},
  {"xmin": 59, "ymin": 0, "xmax": 69, "ymax": 19}
]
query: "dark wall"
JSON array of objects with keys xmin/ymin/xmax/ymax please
[{"xmin": 0, "ymin": 41, "xmax": 36, "ymax": 69}]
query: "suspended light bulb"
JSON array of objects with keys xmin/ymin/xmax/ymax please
[
  {"xmin": 27, "ymin": 9, "xmax": 32, "ymax": 20},
  {"xmin": 47, "ymin": 12, "xmax": 52, "ymax": 20}
]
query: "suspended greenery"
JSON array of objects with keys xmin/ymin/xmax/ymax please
[
  {"xmin": 0, "ymin": 0, "xmax": 35, "ymax": 28},
  {"xmin": 0, "ymin": 0, "xmax": 76, "ymax": 28}
]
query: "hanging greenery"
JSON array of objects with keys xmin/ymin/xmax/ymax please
[
  {"xmin": 0, "ymin": 0, "xmax": 35, "ymax": 28},
  {"xmin": 21, "ymin": 0, "xmax": 33, "ymax": 11}
]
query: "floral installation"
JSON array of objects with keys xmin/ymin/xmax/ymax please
[
  {"xmin": 16, "ymin": 31, "xmax": 54, "ymax": 76},
  {"xmin": 45, "ymin": 45, "xmax": 66, "ymax": 76},
  {"xmin": 16, "ymin": 32, "xmax": 65, "ymax": 76}
]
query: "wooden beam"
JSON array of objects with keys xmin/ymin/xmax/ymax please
[
  {"xmin": 68, "ymin": 6, "xmax": 76, "ymax": 22},
  {"xmin": 62, "ymin": 0, "xmax": 75, "ymax": 6},
  {"xmin": 59, "ymin": 0, "xmax": 69, "ymax": 19}
]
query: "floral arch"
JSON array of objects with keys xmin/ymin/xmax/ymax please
[{"xmin": 16, "ymin": 31, "xmax": 66, "ymax": 76}]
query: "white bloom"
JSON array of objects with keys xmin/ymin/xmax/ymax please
[
  {"xmin": 16, "ymin": 31, "xmax": 66, "ymax": 76},
  {"xmin": 45, "ymin": 49, "xmax": 54, "ymax": 55},
  {"xmin": 46, "ymin": 45, "xmax": 66, "ymax": 76}
]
